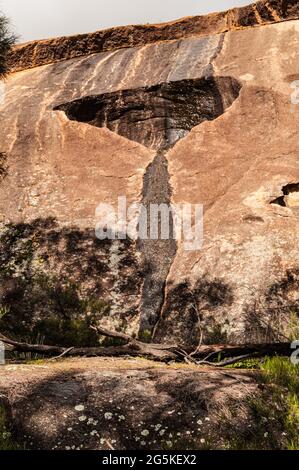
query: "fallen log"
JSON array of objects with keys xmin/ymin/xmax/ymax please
[
  {"xmin": 1, "ymin": 336, "xmax": 178, "ymax": 361},
  {"xmin": 1, "ymin": 331, "xmax": 294, "ymax": 365}
]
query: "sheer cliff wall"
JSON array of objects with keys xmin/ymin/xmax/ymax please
[{"xmin": 0, "ymin": 1, "xmax": 298, "ymax": 345}]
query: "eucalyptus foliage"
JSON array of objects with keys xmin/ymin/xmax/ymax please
[{"xmin": 0, "ymin": 14, "xmax": 16, "ymax": 79}]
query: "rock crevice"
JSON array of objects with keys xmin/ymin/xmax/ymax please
[{"xmin": 271, "ymin": 183, "xmax": 299, "ymax": 208}]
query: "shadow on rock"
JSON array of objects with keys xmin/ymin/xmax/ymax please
[
  {"xmin": 154, "ymin": 277, "xmax": 234, "ymax": 346},
  {"xmin": 0, "ymin": 218, "xmax": 143, "ymax": 345},
  {"xmin": 3, "ymin": 364, "xmax": 256, "ymax": 450}
]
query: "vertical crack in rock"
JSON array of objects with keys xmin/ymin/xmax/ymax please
[
  {"xmin": 137, "ymin": 149, "xmax": 177, "ymax": 338},
  {"xmin": 0, "ymin": 152, "xmax": 8, "ymax": 182},
  {"xmin": 55, "ymin": 76, "xmax": 242, "ymax": 338},
  {"xmin": 204, "ymin": 33, "xmax": 225, "ymax": 78}
]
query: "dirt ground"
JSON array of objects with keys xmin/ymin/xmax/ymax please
[{"xmin": 0, "ymin": 358, "xmax": 259, "ymax": 450}]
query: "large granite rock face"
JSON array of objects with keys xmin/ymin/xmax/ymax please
[{"xmin": 0, "ymin": 1, "xmax": 298, "ymax": 345}]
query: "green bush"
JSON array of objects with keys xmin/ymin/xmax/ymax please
[{"xmin": 0, "ymin": 14, "xmax": 16, "ymax": 78}]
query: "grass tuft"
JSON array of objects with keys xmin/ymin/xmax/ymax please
[
  {"xmin": 222, "ymin": 357, "xmax": 299, "ymax": 450},
  {"xmin": 0, "ymin": 405, "xmax": 19, "ymax": 450}
]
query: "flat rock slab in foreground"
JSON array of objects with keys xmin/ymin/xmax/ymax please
[{"xmin": 0, "ymin": 358, "xmax": 259, "ymax": 450}]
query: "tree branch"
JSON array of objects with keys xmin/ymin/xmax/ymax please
[{"xmin": 90, "ymin": 325, "xmax": 132, "ymax": 343}]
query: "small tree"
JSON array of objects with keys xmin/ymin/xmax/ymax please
[{"xmin": 0, "ymin": 13, "xmax": 16, "ymax": 79}]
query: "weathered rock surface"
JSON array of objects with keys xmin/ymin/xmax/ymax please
[
  {"xmin": 0, "ymin": 358, "xmax": 259, "ymax": 450},
  {"xmin": 0, "ymin": 1, "xmax": 299, "ymax": 345},
  {"xmin": 155, "ymin": 19, "xmax": 299, "ymax": 345},
  {"xmin": 8, "ymin": 0, "xmax": 299, "ymax": 73}
]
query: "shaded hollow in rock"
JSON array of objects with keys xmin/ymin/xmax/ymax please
[
  {"xmin": 54, "ymin": 76, "xmax": 242, "ymax": 150},
  {"xmin": 270, "ymin": 183, "xmax": 299, "ymax": 208}
]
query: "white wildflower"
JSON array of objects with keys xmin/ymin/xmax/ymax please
[
  {"xmin": 87, "ymin": 418, "xmax": 98, "ymax": 426},
  {"xmin": 141, "ymin": 430, "xmax": 149, "ymax": 436},
  {"xmin": 78, "ymin": 415, "xmax": 87, "ymax": 422},
  {"xmin": 104, "ymin": 412, "xmax": 113, "ymax": 420}
]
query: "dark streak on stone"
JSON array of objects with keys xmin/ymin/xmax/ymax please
[{"xmin": 137, "ymin": 150, "xmax": 177, "ymax": 337}]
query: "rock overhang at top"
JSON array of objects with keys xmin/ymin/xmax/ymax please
[{"xmin": 8, "ymin": 0, "xmax": 299, "ymax": 73}]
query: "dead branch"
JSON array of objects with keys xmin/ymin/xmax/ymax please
[
  {"xmin": 90, "ymin": 325, "xmax": 132, "ymax": 343},
  {"xmin": 49, "ymin": 347, "xmax": 75, "ymax": 361},
  {"xmin": 1, "ymin": 335, "xmax": 178, "ymax": 362},
  {"xmin": 200, "ymin": 352, "xmax": 261, "ymax": 367}
]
